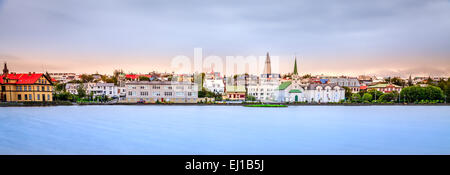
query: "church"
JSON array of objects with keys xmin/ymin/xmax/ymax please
[{"xmin": 276, "ymin": 57, "xmax": 346, "ymax": 103}]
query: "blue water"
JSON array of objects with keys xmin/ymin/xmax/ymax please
[{"xmin": 0, "ymin": 106, "xmax": 449, "ymax": 155}]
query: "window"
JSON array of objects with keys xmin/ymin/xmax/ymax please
[
  {"xmin": 42, "ymin": 86, "xmax": 45, "ymax": 91},
  {"xmin": 29, "ymin": 94, "xmax": 32, "ymax": 100},
  {"xmin": 18, "ymin": 94, "xmax": 22, "ymax": 100},
  {"xmin": 128, "ymin": 91, "xmax": 133, "ymax": 96},
  {"xmin": 28, "ymin": 86, "xmax": 31, "ymax": 91},
  {"xmin": 25, "ymin": 94, "xmax": 28, "ymax": 100},
  {"xmin": 164, "ymin": 92, "xmax": 172, "ymax": 96},
  {"xmin": 37, "ymin": 94, "xmax": 40, "ymax": 100},
  {"xmin": 1, "ymin": 86, "xmax": 5, "ymax": 91},
  {"xmin": 140, "ymin": 91, "xmax": 148, "ymax": 96},
  {"xmin": 188, "ymin": 92, "xmax": 192, "ymax": 96},
  {"xmin": 153, "ymin": 92, "xmax": 160, "ymax": 96},
  {"xmin": 48, "ymin": 94, "xmax": 50, "ymax": 100}
]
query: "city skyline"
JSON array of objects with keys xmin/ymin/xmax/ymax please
[{"xmin": 0, "ymin": 0, "xmax": 449, "ymax": 77}]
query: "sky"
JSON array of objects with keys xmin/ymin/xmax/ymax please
[{"xmin": 0, "ymin": 0, "xmax": 449, "ymax": 77}]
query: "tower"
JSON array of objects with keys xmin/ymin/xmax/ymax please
[
  {"xmin": 263, "ymin": 52, "xmax": 271, "ymax": 75},
  {"xmin": 3, "ymin": 62, "xmax": 8, "ymax": 75},
  {"xmin": 293, "ymin": 57, "xmax": 298, "ymax": 75}
]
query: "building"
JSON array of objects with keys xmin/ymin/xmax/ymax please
[
  {"xmin": 203, "ymin": 71, "xmax": 225, "ymax": 94},
  {"xmin": 224, "ymin": 85, "xmax": 246, "ymax": 101},
  {"xmin": 203, "ymin": 79, "xmax": 225, "ymax": 94},
  {"xmin": 48, "ymin": 73, "xmax": 76, "ymax": 83},
  {"xmin": 0, "ymin": 63, "xmax": 54, "ymax": 102},
  {"xmin": 328, "ymin": 77, "xmax": 361, "ymax": 93},
  {"xmin": 85, "ymin": 83, "xmax": 119, "ymax": 98},
  {"xmin": 367, "ymin": 83, "xmax": 402, "ymax": 93},
  {"xmin": 125, "ymin": 81, "xmax": 198, "ymax": 103},
  {"xmin": 277, "ymin": 81, "xmax": 306, "ymax": 102},
  {"xmin": 276, "ymin": 81, "xmax": 345, "ymax": 103},
  {"xmin": 247, "ymin": 52, "xmax": 281, "ymax": 102}
]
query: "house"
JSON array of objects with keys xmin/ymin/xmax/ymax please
[
  {"xmin": 203, "ymin": 79, "xmax": 225, "ymax": 94},
  {"xmin": 367, "ymin": 83, "xmax": 402, "ymax": 93},
  {"xmin": 48, "ymin": 73, "xmax": 76, "ymax": 83},
  {"xmin": 328, "ymin": 77, "xmax": 361, "ymax": 93},
  {"xmin": 0, "ymin": 63, "xmax": 54, "ymax": 102},
  {"xmin": 277, "ymin": 81, "xmax": 307, "ymax": 102},
  {"xmin": 224, "ymin": 85, "xmax": 246, "ymax": 101},
  {"xmin": 125, "ymin": 81, "xmax": 198, "ymax": 103},
  {"xmin": 304, "ymin": 84, "xmax": 345, "ymax": 103}
]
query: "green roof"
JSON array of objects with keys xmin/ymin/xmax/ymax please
[
  {"xmin": 278, "ymin": 81, "xmax": 292, "ymax": 90},
  {"xmin": 368, "ymin": 84, "xmax": 401, "ymax": 88},
  {"xmin": 225, "ymin": 85, "xmax": 246, "ymax": 93},
  {"xmin": 289, "ymin": 89, "xmax": 302, "ymax": 93}
]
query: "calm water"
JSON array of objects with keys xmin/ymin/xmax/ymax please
[{"xmin": 1, "ymin": 105, "xmax": 449, "ymax": 155}]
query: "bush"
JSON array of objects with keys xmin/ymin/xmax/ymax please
[{"xmin": 362, "ymin": 93, "xmax": 373, "ymax": 102}]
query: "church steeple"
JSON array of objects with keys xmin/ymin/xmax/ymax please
[
  {"xmin": 3, "ymin": 62, "xmax": 8, "ymax": 75},
  {"xmin": 293, "ymin": 57, "xmax": 298, "ymax": 75},
  {"xmin": 263, "ymin": 52, "xmax": 271, "ymax": 75}
]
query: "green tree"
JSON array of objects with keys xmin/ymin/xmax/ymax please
[
  {"xmin": 367, "ymin": 89, "xmax": 383, "ymax": 100},
  {"xmin": 400, "ymin": 85, "xmax": 444, "ymax": 103},
  {"xmin": 77, "ymin": 84, "xmax": 87, "ymax": 98},
  {"xmin": 80, "ymin": 74, "xmax": 94, "ymax": 83},
  {"xmin": 362, "ymin": 93, "xmax": 373, "ymax": 102},
  {"xmin": 139, "ymin": 76, "xmax": 150, "ymax": 81},
  {"xmin": 351, "ymin": 93, "xmax": 361, "ymax": 103},
  {"xmin": 379, "ymin": 92, "xmax": 395, "ymax": 102},
  {"xmin": 246, "ymin": 95, "xmax": 256, "ymax": 101},
  {"xmin": 342, "ymin": 86, "xmax": 352, "ymax": 100}
]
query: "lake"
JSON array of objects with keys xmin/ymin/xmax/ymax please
[{"xmin": 1, "ymin": 105, "xmax": 449, "ymax": 155}]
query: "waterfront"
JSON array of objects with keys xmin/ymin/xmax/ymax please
[{"xmin": 1, "ymin": 106, "xmax": 450, "ymax": 155}]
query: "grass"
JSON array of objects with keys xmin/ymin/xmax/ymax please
[{"xmin": 244, "ymin": 104, "xmax": 288, "ymax": 107}]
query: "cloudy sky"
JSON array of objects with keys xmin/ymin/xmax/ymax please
[{"xmin": 0, "ymin": 0, "xmax": 449, "ymax": 77}]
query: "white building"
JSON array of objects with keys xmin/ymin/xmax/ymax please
[
  {"xmin": 247, "ymin": 52, "xmax": 281, "ymax": 102},
  {"xmin": 48, "ymin": 73, "xmax": 76, "ymax": 83},
  {"xmin": 203, "ymin": 79, "xmax": 225, "ymax": 94},
  {"xmin": 125, "ymin": 81, "xmax": 198, "ymax": 103},
  {"xmin": 277, "ymin": 82, "xmax": 345, "ymax": 103},
  {"xmin": 66, "ymin": 83, "xmax": 120, "ymax": 99}
]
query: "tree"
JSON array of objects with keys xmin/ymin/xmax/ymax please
[
  {"xmin": 55, "ymin": 83, "xmax": 66, "ymax": 92},
  {"xmin": 342, "ymin": 86, "xmax": 352, "ymax": 100},
  {"xmin": 379, "ymin": 92, "xmax": 395, "ymax": 102},
  {"xmin": 400, "ymin": 85, "xmax": 444, "ymax": 103},
  {"xmin": 139, "ymin": 76, "xmax": 150, "ymax": 81},
  {"xmin": 367, "ymin": 89, "xmax": 383, "ymax": 101},
  {"xmin": 80, "ymin": 74, "xmax": 94, "ymax": 83},
  {"xmin": 391, "ymin": 77, "xmax": 406, "ymax": 87},
  {"xmin": 77, "ymin": 84, "xmax": 87, "ymax": 98},
  {"xmin": 351, "ymin": 93, "xmax": 361, "ymax": 103},
  {"xmin": 362, "ymin": 93, "xmax": 373, "ymax": 102},
  {"xmin": 246, "ymin": 95, "xmax": 256, "ymax": 101}
]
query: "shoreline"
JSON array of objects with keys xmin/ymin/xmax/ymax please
[{"xmin": 1, "ymin": 102, "xmax": 449, "ymax": 107}]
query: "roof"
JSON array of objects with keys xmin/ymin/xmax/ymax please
[
  {"xmin": 368, "ymin": 84, "xmax": 401, "ymax": 88},
  {"xmin": 226, "ymin": 85, "xmax": 246, "ymax": 93},
  {"xmin": 289, "ymin": 89, "xmax": 302, "ymax": 93},
  {"xmin": 360, "ymin": 85, "xmax": 368, "ymax": 90},
  {"xmin": 320, "ymin": 79, "xmax": 328, "ymax": 84},
  {"xmin": 126, "ymin": 74, "xmax": 152, "ymax": 79},
  {"xmin": 278, "ymin": 81, "xmax": 292, "ymax": 90},
  {"xmin": 0, "ymin": 73, "xmax": 47, "ymax": 84}
]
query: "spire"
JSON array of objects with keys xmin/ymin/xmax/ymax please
[
  {"xmin": 263, "ymin": 52, "xmax": 271, "ymax": 75},
  {"xmin": 293, "ymin": 56, "xmax": 298, "ymax": 75},
  {"xmin": 3, "ymin": 62, "xmax": 8, "ymax": 75}
]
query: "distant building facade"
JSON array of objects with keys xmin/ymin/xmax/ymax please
[{"xmin": 125, "ymin": 81, "xmax": 198, "ymax": 103}]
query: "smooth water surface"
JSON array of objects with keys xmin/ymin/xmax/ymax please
[{"xmin": 1, "ymin": 105, "xmax": 449, "ymax": 154}]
